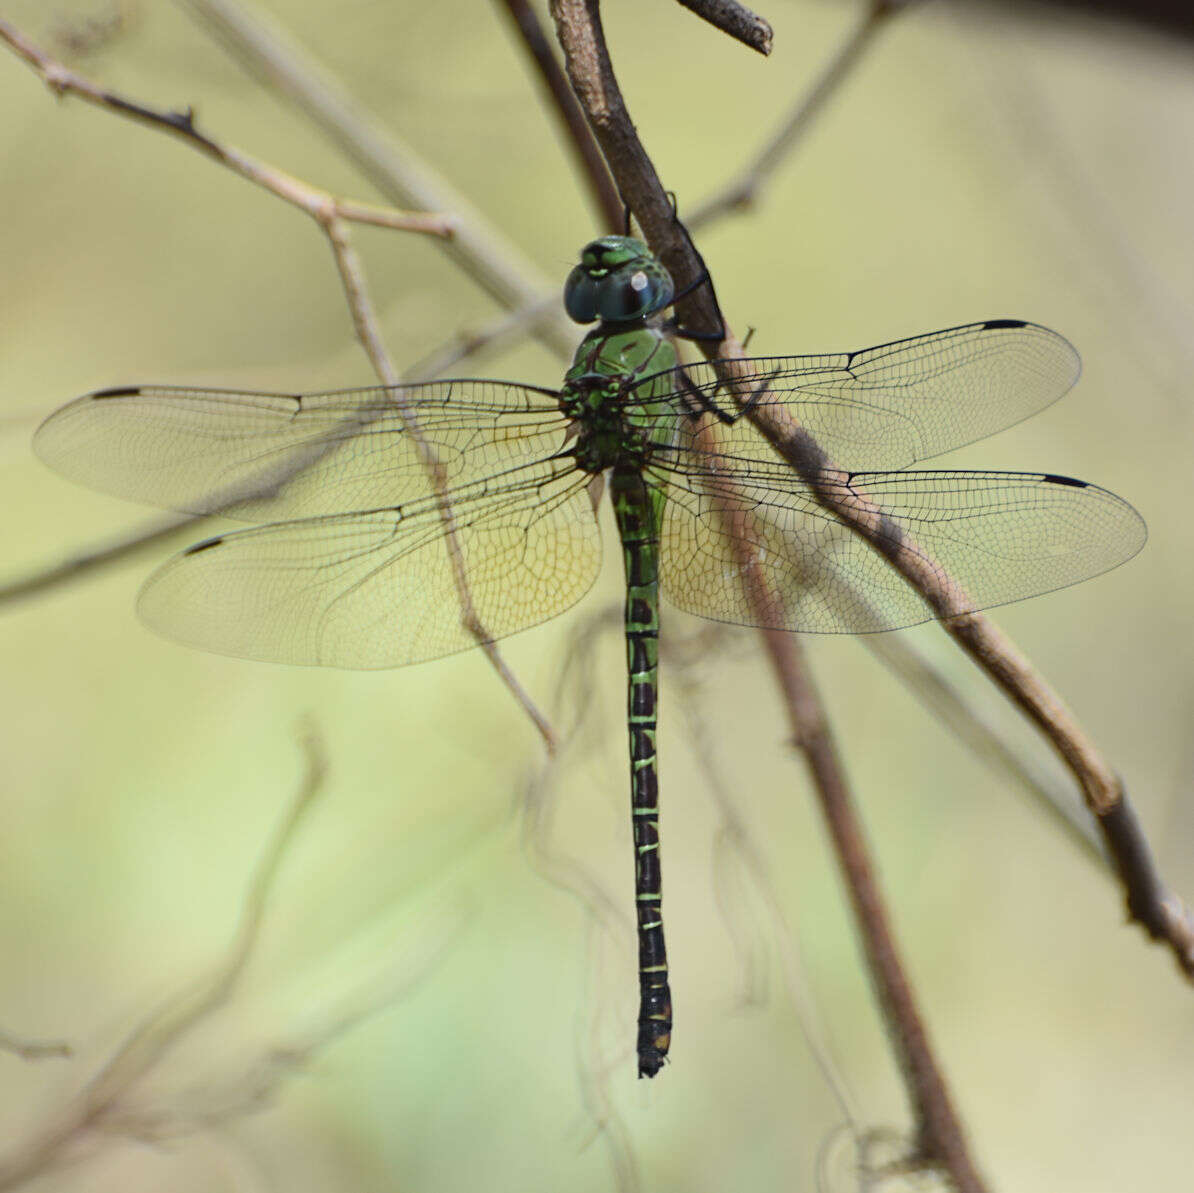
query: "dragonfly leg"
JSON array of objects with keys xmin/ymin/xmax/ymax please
[{"xmin": 677, "ymin": 368, "xmax": 735, "ymax": 425}]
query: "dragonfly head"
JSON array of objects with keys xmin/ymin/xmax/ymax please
[{"xmin": 564, "ymin": 236, "xmax": 675, "ymax": 326}]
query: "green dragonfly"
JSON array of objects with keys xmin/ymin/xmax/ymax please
[{"xmin": 35, "ymin": 236, "xmax": 1145, "ymax": 1077}]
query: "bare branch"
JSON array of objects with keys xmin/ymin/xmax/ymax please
[
  {"xmin": 761, "ymin": 630, "xmax": 988, "ymax": 1191},
  {"xmin": 496, "ymin": 0, "xmax": 623, "ymax": 232},
  {"xmin": 672, "ymin": 0, "xmax": 774, "ymax": 55},
  {"xmin": 689, "ymin": 1, "xmax": 898, "ymax": 230},
  {"xmin": 550, "ymin": 0, "xmax": 1194, "ymax": 987}
]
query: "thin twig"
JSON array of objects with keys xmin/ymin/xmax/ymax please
[
  {"xmin": 496, "ymin": 0, "xmax": 623, "ymax": 232},
  {"xmin": 672, "ymin": 0, "xmax": 773, "ymax": 55},
  {"xmin": 689, "ymin": 0, "xmax": 898, "ymax": 229},
  {"xmin": 762, "ymin": 630, "xmax": 988, "ymax": 1191},
  {"xmin": 176, "ymin": 0, "xmax": 579, "ymax": 362}
]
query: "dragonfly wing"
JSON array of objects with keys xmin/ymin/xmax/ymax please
[
  {"xmin": 656, "ymin": 461, "xmax": 1145, "ymax": 634},
  {"xmin": 651, "ymin": 321, "xmax": 1080, "ymax": 471},
  {"xmin": 34, "ymin": 380, "xmax": 566, "ymax": 522},
  {"xmin": 137, "ymin": 460, "xmax": 599, "ymax": 667}
]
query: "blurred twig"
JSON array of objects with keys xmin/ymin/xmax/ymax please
[
  {"xmin": 861, "ymin": 632, "xmax": 1106, "ymax": 868},
  {"xmin": 176, "ymin": 0, "xmax": 580, "ymax": 362},
  {"xmin": 0, "ymin": 726, "xmax": 329, "ymax": 1191},
  {"xmin": 0, "ymin": 516, "xmax": 193, "ymax": 607},
  {"xmin": 496, "ymin": 0, "xmax": 623, "ymax": 231},
  {"xmin": 672, "ymin": 0, "xmax": 774, "ymax": 54},
  {"xmin": 689, "ymin": 0, "xmax": 901, "ymax": 229},
  {"xmin": 519, "ymin": 609, "xmax": 641, "ymax": 1192},
  {"xmin": 0, "ymin": 1032, "xmax": 71, "ymax": 1062}
]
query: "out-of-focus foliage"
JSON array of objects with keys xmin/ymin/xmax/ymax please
[{"xmin": 0, "ymin": 1, "xmax": 1192, "ymax": 1190}]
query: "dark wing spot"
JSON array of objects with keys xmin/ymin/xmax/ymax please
[
  {"xmin": 1041, "ymin": 473, "xmax": 1087, "ymax": 488},
  {"xmin": 90, "ymin": 386, "xmax": 142, "ymax": 399},
  {"xmin": 183, "ymin": 536, "xmax": 224, "ymax": 556},
  {"xmin": 982, "ymin": 318, "xmax": 1028, "ymax": 330}
]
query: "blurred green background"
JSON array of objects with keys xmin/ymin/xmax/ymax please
[{"xmin": 1, "ymin": 0, "xmax": 1192, "ymax": 1189}]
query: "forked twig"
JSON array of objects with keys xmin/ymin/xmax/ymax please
[
  {"xmin": 493, "ymin": 0, "xmax": 1104, "ymax": 879},
  {"xmin": 0, "ymin": 18, "xmax": 557, "ymax": 752}
]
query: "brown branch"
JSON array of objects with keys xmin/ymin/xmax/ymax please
[
  {"xmin": 548, "ymin": 0, "xmax": 724, "ymax": 343},
  {"xmin": 551, "ymin": 0, "xmax": 1194, "ymax": 984},
  {"xmin": 672, "ymin": 0, "xmax": 774, "ymax": 55},
  {"xmin": 549, "ymin": 2, "xmax": 987, "ymax": 1183},
  {"xmin": 736, "ymin": 377, "xmax": 1194, "ymax": 972},
  {"xmin": 496, "ymin": 0, "xmax": 623, "ymax": 232},
  {"xmin": 689, "ymin": 0, "xmax": 898, "ymax": 230}
]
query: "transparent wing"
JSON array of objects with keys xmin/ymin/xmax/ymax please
[
  {"xmin": 136, "ymin": 459, "xmax": 599, "ymax": 667},
  {"xmin": 641, "ymin": 321, "xmax": 1080, "ymax": 472},
  {"xmin": 34, "ymin": 379, "xmax": 567, "ymax": 522},
  {"xmin": 654, "ymin": 459, "xmax": 1145, "ymax": 634}
]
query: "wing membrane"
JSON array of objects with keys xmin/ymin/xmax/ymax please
[
  {"xmin": 645, "ymin": 321, "xmax": 1080, "ymax": 472},
  {"xmin": 34, "ymin": 380, "xmax": 567, "ymax": 522},
  {"xmin": 655, "ymin": 459, "xmax": 1145, "ymax": 634},
  {"xmin": 136, "ymin": 459, "xmax": 598, "ymax": 667}
]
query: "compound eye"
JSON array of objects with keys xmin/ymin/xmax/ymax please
[
  {"xmin": 563, "ymin": 266, "xmax": 599, "ymax": 324},
  {"xmin": 596, "ymin": 273, "xmax": 650, "ymax": 322}
]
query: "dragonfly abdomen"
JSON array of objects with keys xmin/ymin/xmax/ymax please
[{"xmin": 610, "ymin": 465, "xmax": 672, "ymax": 1078}]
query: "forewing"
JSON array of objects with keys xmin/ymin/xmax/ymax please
[
  {"xmin": 646, "ymin": 321, "xmax": 1080, "ymax": 472},
  {"xmin": 34, "ymin": 380, "xmax": 566, "ymax": 521},
  {"xmin": 137, "ymin": 460, "xmax": 599, "ymax": 667},
  {"xmin": 656, "ymin": 461, "xmax": 1145, "ymax": 634}
]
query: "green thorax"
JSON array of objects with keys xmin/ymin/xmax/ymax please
[{"xmin": 560, "ymin": 322, "xmax": 680, "ymax": 476}]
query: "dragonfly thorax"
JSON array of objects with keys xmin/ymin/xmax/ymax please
[{"xmin": 562, "ymin": 371, "xmax": 658, "ymax": 474}]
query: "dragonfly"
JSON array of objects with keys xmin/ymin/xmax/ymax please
[{"xmin": 35, "ymin": 235, "xmax": 1145, "ymax": 1077}]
